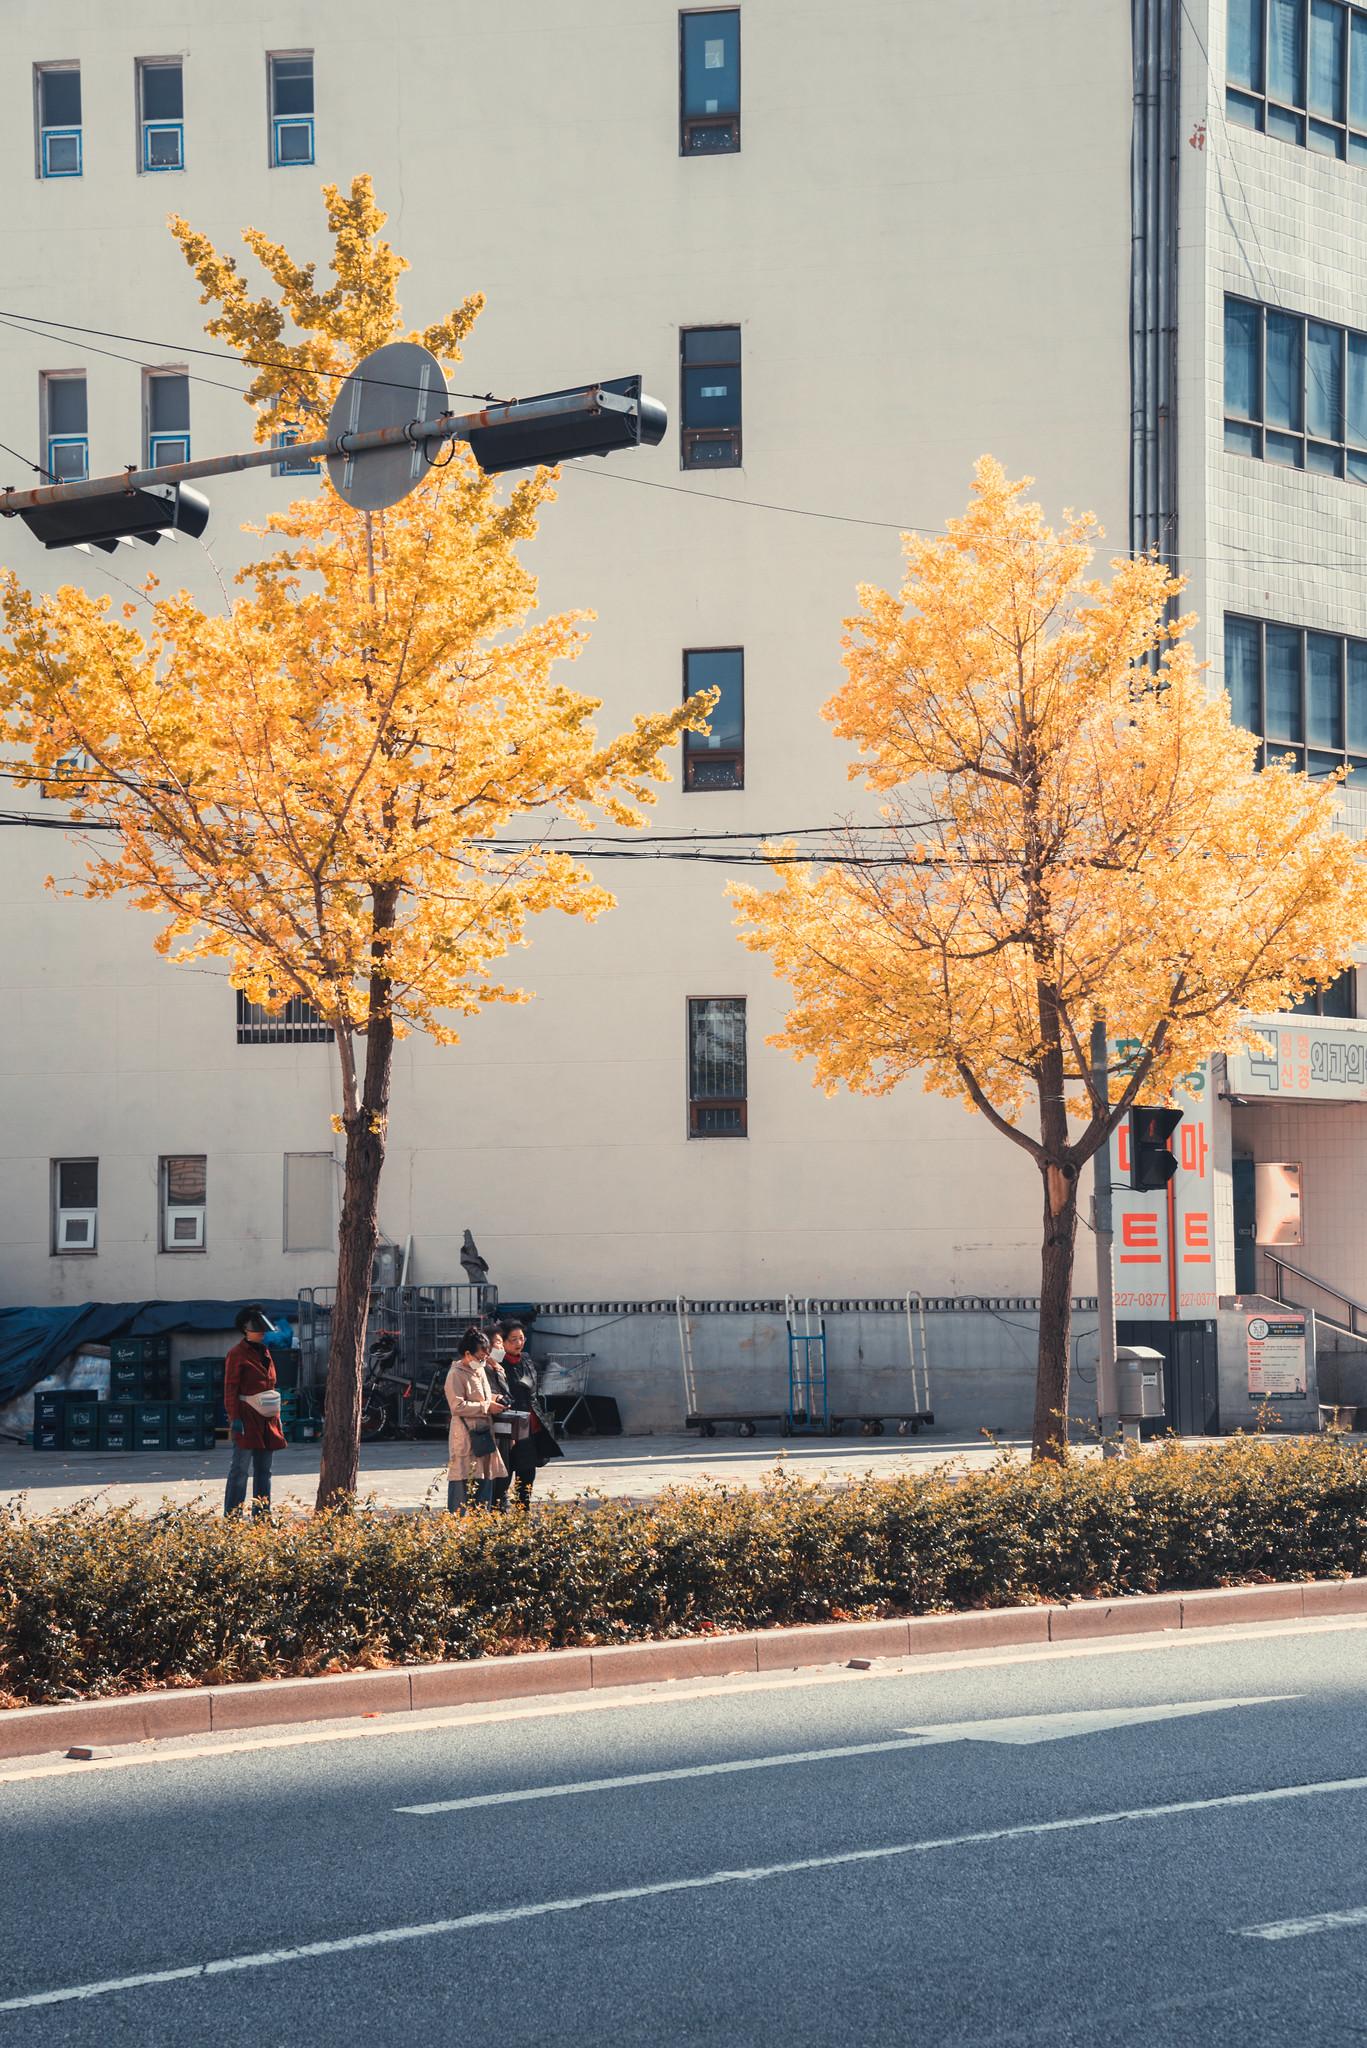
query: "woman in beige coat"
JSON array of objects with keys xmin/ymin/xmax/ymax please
[{"xmin": 445, "ymin": 1326, "xmax": 507, "ymax": 1513}]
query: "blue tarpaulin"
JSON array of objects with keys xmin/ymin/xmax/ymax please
[{"xmin": 0, "ymin": 1300, "xmax": 297, "ymax": 1408}]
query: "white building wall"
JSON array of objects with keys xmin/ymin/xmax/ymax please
[{"xmin": 2, "ymin": 0, "xmax": 1134, "ymax": 1307}]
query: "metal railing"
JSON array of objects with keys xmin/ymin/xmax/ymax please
[{"xmin": 1265, "ymin": 1252, "xmax": 1367, "ymax": 1347}]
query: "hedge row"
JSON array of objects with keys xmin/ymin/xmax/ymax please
[{"xmin": 4, "ymin": 1436, "xmax": 1367, "ymax": 1706}]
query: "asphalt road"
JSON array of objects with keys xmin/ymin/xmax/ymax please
[{"xmin": 5, "ymin": 1618, "xmax": 1367, "ymax": 2045}]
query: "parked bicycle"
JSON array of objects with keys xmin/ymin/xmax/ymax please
[{"xmin": 359, "ymin": 1326, "xmax": 451, "ymax": 1441}]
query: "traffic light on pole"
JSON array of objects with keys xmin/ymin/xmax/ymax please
[
  {"xmin": 1128, "ymin": 1106, "xmax": 1183, "ymax": 1191},
  {"xmin": 16, "ymin": 482, "xmax": 211, "ymax": 554},
  {"xmin": 464, "ymin": 376, "xmax": 667, "ymax": 474}
]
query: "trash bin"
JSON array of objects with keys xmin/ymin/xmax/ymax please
[{"xmin": 1115, "ymin": 1345, "xmax": 1165, "ymax": 1422}]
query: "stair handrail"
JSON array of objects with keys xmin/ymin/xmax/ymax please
[{"xmin": 1264, "ymin": 1252, "xmax": 1367, "ymax": 1340}]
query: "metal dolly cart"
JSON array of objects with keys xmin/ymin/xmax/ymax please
[
  {"xmin": 783, "ymin": 1296, "xmax": 830, "ymax": 1434},
  {"xmin": 679, "ymin": 1297, "xmax": 781, "ymax": 1437},
  {"xmin": 681, "ymin": 1294, "xmax": 934, "ymax": 1438},
  {"xmin": 827, "ymin": 1296, "xmax": 935, "ymax": 1436}
]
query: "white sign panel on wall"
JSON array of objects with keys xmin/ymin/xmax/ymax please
[
  {"xmin": 1109, "ymin": 1058, "xmax": 1216, "ymax": 1323},
  {"xmin": 1245, "ymin": 1313, "xmax": 1308, "ymax": 1401},
  {"xmin": 1226, "ymin": 1020, "xmax": 1367, "ymax": 1103}
]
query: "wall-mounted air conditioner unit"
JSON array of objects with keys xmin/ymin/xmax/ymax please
[
  {"xmin": 56, "ymin": 1208, "xmax": 96, "ymax": 1251},
  {"xmin": 164, "ymin": 1205, "xmax": 205, "ymax": 1250}
]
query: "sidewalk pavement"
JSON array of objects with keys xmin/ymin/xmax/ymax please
[{"xmin": 0, "ymin": 1428, "xmax": 1044, "ymax": 1516}]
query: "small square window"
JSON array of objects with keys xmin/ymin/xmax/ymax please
[
  {"xmin": 36, "ymin": 65, "xmax": 81, "ymax": 179},
  {"xmin": 52, "ymin": 1157, "xmax": 97, "ymax": 1253},
  {"xmin": 161, "ymin": 1155, "xmax": 206, "ymax": 1252},
  {"xmin": 271, "ymin": 426, "xmax": 320, "ymax": 477},
  {"xmin": 139, "ymin": 61, "xmax": 184, "ymax": 171},
  {"xmin": 145, "ymin": 371, "xmax": 190, "ymax": 467},
  {"xmin": 42, "ymin": 373, "xmax": 87, "ymax": 483},
  {"xmin": 270, "ymin": 54, "xmax": 314, "ymax": 166}
]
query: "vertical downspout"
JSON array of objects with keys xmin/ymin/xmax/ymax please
[{"xmin": 1130, "ymin": 0, "xmax": 1181, "ymax": 578}]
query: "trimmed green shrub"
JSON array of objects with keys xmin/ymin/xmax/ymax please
[{"xmin": 4, "ymin": 1436, "xmax": 1367, "ymax": 1706}]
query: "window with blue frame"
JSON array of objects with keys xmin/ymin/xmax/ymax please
[
  {"xmin": 683, "ymin": 649, "xmax": 744, "ymax": 789},
  {"xmin": 35, "ymin": 65, "xmax": 81, "ymax": 178},
  {"xmin": 139, "ymin": 60, "xmax": 184, "ymax": 171},
  {"xmin": 1224, "ymin": 612, "xmax": 1367, "ymax": 784},
  {"xmin": 271, "ymin": 426, "xmax": 320, "ymax": 478},
  {"xmin": 145, "ymin": 372, "xmax": 190, "ymax": 465},
  {"xmin": 1227, "ymin": 0, "xmax": 1367, "ymax": 161},
  {"xmin": 1224, "ymin": 293, "xmax": 1367, "ymax": 478},
  {"xmin": 270, "ymin": 54, "xmax": 314, "ymax": 166},
  {"xmin": 680, "ymin": 10, "xmax": 740, "ymax": 154},
  {"xmin": 42, "ymin": 374, "xmax": 87, "ymax": 481},
  {"xmin": 681, "ymin": 326, "xmax": 741, "ymax": 468}
]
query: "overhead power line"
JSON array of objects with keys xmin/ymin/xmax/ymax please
[{"xmin": 0, "ymin": 307, "xmax": 508, "ymax": 406}]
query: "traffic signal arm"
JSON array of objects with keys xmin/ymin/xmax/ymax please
[{"xmin": 0, "ymin": 379, "xmax": 667, "ymax": 550}]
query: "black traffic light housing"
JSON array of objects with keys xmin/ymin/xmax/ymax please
[
  {"xmin": 17, "ymin": 482, "xmax": 211, "ymax": 554},
  {"xmin": 1129, "ymin": 1105, "xmax": 1183, "ymax": 1191},
  {"xmin": 465, "ymin": 376, "xmax": 667, "ymax": 475}
]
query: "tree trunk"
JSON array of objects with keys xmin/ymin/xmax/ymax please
[
  {"xmin": 316, "ymin": 898, "xmax": 398, "ymax": 1509},
  {"xmin": 1032, "ymin": 1161, "xmax": 1079, "ymax": 1462}
]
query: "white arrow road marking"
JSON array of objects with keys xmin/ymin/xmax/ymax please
[
  {"xmin": 397, "ymin": 1695, "xmax": 1296, "ymax": 1815},
  {"xmin": 5, "ymin": 1765, "xmax": 1366, "ymax": 2017},
  {"xmin": 1238, "ymin": 1905, "xmax": 1367, "ymax": 1942},
  {"xmin": 895, "ymin": 1696, "xmax": 1296, "ymax": 1748}
]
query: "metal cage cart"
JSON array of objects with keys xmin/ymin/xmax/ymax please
[
  {"xmin": 298, "ymin": 1281, "xmax": 498, "ymax": 1407},
  {"xmin": 826, "ymin": 1295, "xmax": 935, "ymax": 1435},
  {"xmin": 536, "ymin": 1352, "xmax": 602, "ymax": 1437}
]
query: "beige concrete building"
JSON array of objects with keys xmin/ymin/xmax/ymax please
[{"xmin": 0, "ymin": 0, "xmax": 1363, "ymax": 1433}]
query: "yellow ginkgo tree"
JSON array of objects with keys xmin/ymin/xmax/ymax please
[
  {"xmin": 734, "ymin": 460, "xmax": 1367, "ymax": 1461},
  {"xmin": 0, "ymin": 178, "xmax": 706, "ymax": 1505}
]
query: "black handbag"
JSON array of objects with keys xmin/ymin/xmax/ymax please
[{"xmin": 467, "ymin": 1424, "xmax": 496, "ymax": 1459}]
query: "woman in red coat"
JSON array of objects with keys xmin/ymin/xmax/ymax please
[{"xmin": 223, "ymin": 1305, "xmax": 287, "ymax": 1518}]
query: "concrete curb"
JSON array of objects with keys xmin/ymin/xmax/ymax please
[{"xmin": 5, "ymin": 1575, "xmax": 1367, "ymax": 1761}]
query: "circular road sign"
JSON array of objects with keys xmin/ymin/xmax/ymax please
[{"xmin": 326, "ymin": 342, "xmax": 450, "ymax": 512}]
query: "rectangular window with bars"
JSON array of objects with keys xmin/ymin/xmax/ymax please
[
  {"xmin": 236, "ymin": 991, "xmax": 332, "ymax": 1045},
  {"xmin": 680, "ymin": 9, "xmax": 740, "ymax": 154},
  {"xmin": 683, "ymin": 648, "xmax": 744, "ymax": 789},
  {"xmin": 681, "ymin": 326, "xmax": 741, "ymax": 468},
  {"xmin": 688, "ymin": 996, "xmax": 747, "ymax": 1136},
  {"xmin": 160, "ymin": 1155, "xmax": 206, "ymax": 1251}
]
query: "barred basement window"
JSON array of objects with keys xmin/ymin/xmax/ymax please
[
  {"xmin": 688, "ymin": 996, "xmax": 747, "ymax": 1136},
  {"xmin": 236, "ymin": 991, "xmax": 332, "ymax": 1044}
]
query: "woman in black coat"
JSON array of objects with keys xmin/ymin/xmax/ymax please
[{"xmin": 488, "ymin": 1320, "xmax": 561, "ymax": 1509}]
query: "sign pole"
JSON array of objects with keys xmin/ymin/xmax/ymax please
[{"xmin": 1091, "ymin": 1018, "xmax": 1120, "ymax": 1452}]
